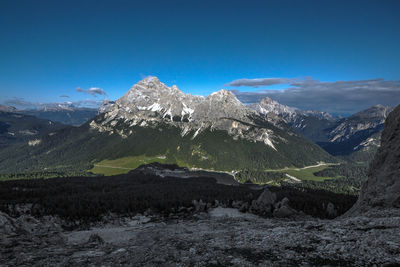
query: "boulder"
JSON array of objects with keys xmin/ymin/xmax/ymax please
[
  {"xmin": 326, "ymin": 202, "xmax": 337, "ymax": 217},
  {"xmin": 238, "ymin": 202, "xmax": 249, "ymax": 212},
  {"xmin": 193, "ymin": 199, "xmax": 207, "ymax": 212},
  {"xmin": 273, "ymin": 197, "xmax": 297, "ymax": 218},
  {"xmin": 250, "ymin": 188, "xmax": 277, "ymax": 215}
]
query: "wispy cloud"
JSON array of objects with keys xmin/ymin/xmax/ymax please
[
  {"xmin": 76, "ymin": 87, "xmax": 107, "ymax": 96},
  {"xmin": 229, "ymin": 77, "xmax": 400, "ymax": 115},
  {"xmin": 59, "ymin": 94, "xmax": 70, "ymax": 98},
  {"xmin": 226, "ymin": 78, "xmax": 297, "ymax": 87}
]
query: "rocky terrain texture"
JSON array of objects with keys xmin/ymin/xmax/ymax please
[
  {"xmin": 327, "ymin": 105, "xmax": 392, "ymax": 143},
  {"xmin": 2, "ymin": 104, "xmax": 400, "ymax": 266},
  {"xmin": 347, "ymin": 104, "xmax": 400, "ymax": 214},
  {"xmin": 248, "ymin": 96, "xmax": 334, "ymax": 127},
  {"xmin": 1, "ymin": 207, "xmax": 399, "ymax": 266}
]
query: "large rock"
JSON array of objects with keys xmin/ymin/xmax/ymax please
[
  {"xmin": 273, "ymin": 197, "xmax": 296, "ymax": 218},
  {"xmin": 347, "ymin": 104, "xmax": 400, "ymax": 215},
  {"xmin": 250, "ymin": 188, "xmax": 277, "ymax": 215}
]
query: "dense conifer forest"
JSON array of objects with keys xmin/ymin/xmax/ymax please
[{"xmin": 0, "ymin": 172, "xmax": 357, "ymax": 226}]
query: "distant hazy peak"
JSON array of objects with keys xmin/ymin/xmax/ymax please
[
  {"xmin": 351, "ymin": 105, "xmax": 393, "ymax": 119},
  {"xmin": 0, "ymin": 105, "xmax": 17, "ymax": 113}
]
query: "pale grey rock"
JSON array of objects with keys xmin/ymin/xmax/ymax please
[
  {"xmin": 248, "ymin": 96, "xmax": 334, "ymax": 126},
  {"xmin": 92, "ymin": 77, "xmax": 284, "ymax": 150},
  {"xmin": 98, "ymin": 99, "xmax": 115, "ymax": 113},
  {"xmin": 328, "ymin": 105, "xmax": 392, "ymax": 143}
]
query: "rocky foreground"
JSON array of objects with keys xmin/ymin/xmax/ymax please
[
  {"xmin": 1, "ymin": 207, "xmax": 400, "ymax": 266},
  {"xmin": 2, "ymin": 103, "xmax": 400, "ymax": 267}
]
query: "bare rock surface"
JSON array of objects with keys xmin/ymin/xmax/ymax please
[
  {"xmin": 1, "ymin": 209, "xmax": 400, "ymax": 266},
  {"xmin": 90, "ymin": 77, "xmax": 291, "ymax": 150},
  {"xmin": 347, "ymin": 104, "xmax": 400, "ymax": 215}
]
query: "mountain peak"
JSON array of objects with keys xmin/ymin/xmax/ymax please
[
  {"xmin": 259, "ymin": 96, "xmax": 274, "ymax": 105},
  {"xmin": 139, "ymin": 76, "xmax": 160, "ymax": 83},
  {"xmin": 208, "ymin": 90, "xmax": 243, "ymax": 105},
  {"xmin": 352, "ymin": 105, "xmax": 393, "ymax": 120},
  {"xmin": 91, "ymin": 78, "xmax": 285, "ymax": 150},
  {"xmin": 211, "ymin": 89, "xmax": 230, "ymax": 95}
]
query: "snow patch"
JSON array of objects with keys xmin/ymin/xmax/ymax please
[
  {"xmin": 264, "ymin": 137, "xmax": 277, "ymax": 151},
  {"xmin": 28, "ymin": 139, "xmax": 41, "ymax": 146},
  {"xmin": 192, "ymin": 125, "xmax": 203, "ymax": 139},
  {"xmin": 148, "ymin": 103, "xmax": 162, "ymax": 112}
]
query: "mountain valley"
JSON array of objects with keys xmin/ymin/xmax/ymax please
[
  {"xmin": 0, "ymin": 78, "xmax": 393, "ymax": 195},
  {"xmin": 249, "ymin": 97, "xmax": 391, "ymax": 163},
  {"xmin": 0, "ymin": 77, "xmax": 336, "ymax": 178}
]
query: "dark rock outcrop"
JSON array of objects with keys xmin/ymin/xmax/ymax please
[
  {"xmin": 250, "ymin": 188, "xmax": 276, "ymax": 215},
  {"xmin": 347, "ymin": 104, "xmax": 400, "ymax": 215}
]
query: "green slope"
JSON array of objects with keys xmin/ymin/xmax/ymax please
[{"xmin": 0, "ymin": 118, "xmax": 337, "ymax": 176}]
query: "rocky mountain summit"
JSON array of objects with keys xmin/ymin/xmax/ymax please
[
  {"xmin": 347, "ymin": 104, "xmax": 400, "ymax": 215},
  {"xmin": 318, "ymin": 104, "xmax": 393, "ymax": 159},
  {"xmin": 248, "ymin": 96, "xmax": 334, "ymax": 126},
  {"xmin": 91, "ymin": 77, "xmax": 284, "ymax": 149},
  {"xmin": 327, "ymin": 104, "xmax": 392, "ymax": 143}
]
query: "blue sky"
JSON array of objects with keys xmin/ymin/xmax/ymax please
[{"xmin": 0, "ymin": 0, "xmax": 399, "ymax": 114}]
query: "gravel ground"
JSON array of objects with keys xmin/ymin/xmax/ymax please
[{"xmin": 1, "ymin": 208, "xmax": 400, "ymax": 266}]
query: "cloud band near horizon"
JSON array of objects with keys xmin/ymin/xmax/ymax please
[{"xmin": 228, "ymin": 77, "xmax": 400, "ymax": 115}]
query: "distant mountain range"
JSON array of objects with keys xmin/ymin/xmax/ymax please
[
  {"xmin": 0, "ymin": 104, "xmax": 98, "ymax": 126},
  {"xmin": 248, "ymin": 98, "xmax": 392, "ymax": 161}
]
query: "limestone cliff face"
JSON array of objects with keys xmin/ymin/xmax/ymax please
[
  {"xmin": 347, "ymin": 104, "xmax": 400, "ymax": 215},
  {"xmin": 91, "ymin": 77, "xmax": 289, "ymax": 150}
]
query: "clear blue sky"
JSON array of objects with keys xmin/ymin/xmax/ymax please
[{"xmin": 0, "ymin": 0, "xmax": 399, "ymax": 112}]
